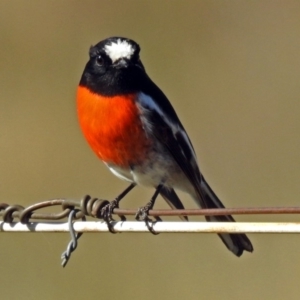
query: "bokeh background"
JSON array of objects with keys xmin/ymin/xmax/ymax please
[{"xmin": 1, "ymin": 1, "xmax": 300, "ymax": 299}]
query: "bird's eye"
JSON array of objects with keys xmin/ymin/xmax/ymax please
[{"xmin": 96, "ymin": 55, "xmax": 104, "ymax": 66}]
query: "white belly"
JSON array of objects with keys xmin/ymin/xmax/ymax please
[{"xmin": 105, "ymin": 148, "xmax": 194, "ymax": 195}]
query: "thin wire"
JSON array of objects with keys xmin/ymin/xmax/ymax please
[
  {"xmin": 2, "ymin": 198, "xmax": 300, "ymax": 225},
  {"xmin": 3, "ymin": 197, "xmax": 300, "ymax": 268},
  {"xmin": 2, "ymin": 221, "xmax": 300, "ymax": 233},
  {"xmin": 114, "ymin": 207, "xmax": 300, "ymax": 216},
  {"xmin": 61, "ymin": 210, "xmax": 85, "ymax": 267}
]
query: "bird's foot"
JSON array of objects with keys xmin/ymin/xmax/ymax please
[
  {"xmin": 135, "ymin": 202, "xmax": 162, "ymax": 235},
  {"xmin": 101, "ymin": 199, "xmax": 126, "ymax": 233}
]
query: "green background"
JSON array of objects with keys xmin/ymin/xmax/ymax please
[{"xmin": 1, "ymin": 1, "xmax": 300, "ymax": 299}]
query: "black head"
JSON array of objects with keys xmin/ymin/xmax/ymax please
[{"xmin": 79, "ymin": 37, "xmax": 146, "ymax": 96}]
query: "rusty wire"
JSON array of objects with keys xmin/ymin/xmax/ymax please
[
  {"xmin": 2, "ymin": 196, "xmax": 300, "ymax": 267},
  {"xmin": 1, "ymin": 196, "xmax": 300, "ymax": 225}
]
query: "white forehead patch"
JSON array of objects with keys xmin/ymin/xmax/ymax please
[{"xmin": 104, "ymin": 39, "xmax": 135, "ymax": 63}]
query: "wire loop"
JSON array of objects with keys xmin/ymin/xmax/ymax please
[{"xmin": 61, "ymin": 209, "xmax": 86, "ymax": 267}]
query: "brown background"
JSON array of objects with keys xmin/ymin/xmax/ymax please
[{"xmin": 1, "ymin": 1, "xmax": 300, "ymax": 299}]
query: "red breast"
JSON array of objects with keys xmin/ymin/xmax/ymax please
[{"xmin": 77, "ymin": 86, "xmax": 152, "ymax": 167}]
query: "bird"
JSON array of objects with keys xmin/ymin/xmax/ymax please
[{"xmin": 76, "ymin": 36, "xmax": 253, "ymax": 256}]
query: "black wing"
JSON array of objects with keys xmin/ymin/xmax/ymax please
[
  {"xmin": 138, "ymin": 80, "xmax": 253, "ymax": 256},
  {"xmin": 139, "ymin": 76, "xmax": 205, "ymax": 205}
]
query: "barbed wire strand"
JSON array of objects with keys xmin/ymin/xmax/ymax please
[
  {"xmin": 2, "ymin": 195, "xmax": 300, "ymax": 267},
  {"xmin": 2, "ymin": 196, "xmax": 300, "ymax": 222},
  {"xmin": 61, "ymin": 209, "xmax": 86, "ymax": 267}
]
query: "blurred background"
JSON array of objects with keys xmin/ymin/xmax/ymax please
[{"xmin": 1, "ymin": 1, "xmax": 300, "ymax": 299}]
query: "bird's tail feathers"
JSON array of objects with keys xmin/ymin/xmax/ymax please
[
  {"xmin": 160, "ymin": 187, "xmax": 188, "ymax": 221},
  {"xmin": 193, "ymin": 177, "xmax": 253, "ymax": 257}
]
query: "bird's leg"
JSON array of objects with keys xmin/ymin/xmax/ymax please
[
  {"xmin": 135, "ymin": 184, "xmax": 163, "ymax": 235},
  {"xmin": 101, "ymin": 182, "xmax": 136, "ymax": 233}
]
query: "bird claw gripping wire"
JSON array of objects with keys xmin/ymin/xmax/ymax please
[
  {"xmin": 100, "ymin": 200, "xmax": 119, "ymax": 234},
  {"xmin": 100, "ymin": 199, "xmax": 127, "ymax": 234},
  {"xmin": 134, "ymin": 186, "xmax": 162, "ymax": 235},
  {"xmin": 99, "ymin": 183, "xmax": 136, "ymax": 233},
  {"xmin": 135, "ymin": 203, "xmax": 162, "ymax": 235},
  {"xmin": 61, "ymin": 209, "xmax": 86, "ymax": 268}
]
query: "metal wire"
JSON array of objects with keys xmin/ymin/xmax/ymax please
[
  {"xmin": 2, "ymin": 221, "xmax": 300, "ymax": 233},
  {"xmin": 1, "ymin": 197, "xmax": 300, "ymax": 225},
  {"xmin": 1, "ymin": 195, "xmax": 300, "ymax": 267},
  {"xmin": 61, "ymin": 209, "xmax": 86, "ymax": 267}
]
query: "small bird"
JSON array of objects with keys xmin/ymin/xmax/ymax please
[{"xmin": 77, "ymin": 37, "xmax": 253, "ymax": 256}]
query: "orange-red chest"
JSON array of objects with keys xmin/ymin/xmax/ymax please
[{"xmin": 77, "ymin": 86, "xmax": 151, "ymax": 167}]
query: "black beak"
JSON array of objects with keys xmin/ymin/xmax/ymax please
[{"xmin": 114, "ymin": 58, "xmax": 128, "ymax": 69}]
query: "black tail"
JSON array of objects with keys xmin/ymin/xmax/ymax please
[
  {"xmin": 160, "ymin": 187, "xmax": 188, "ymax": 221},
  {"xmin": 196, "ymin": 177, "xmax": 253, "ymax": 257}
]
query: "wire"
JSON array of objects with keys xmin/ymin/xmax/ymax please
[{"xmin": 1, "ymin": 221, "xmax": 300, "ymax": 233}]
